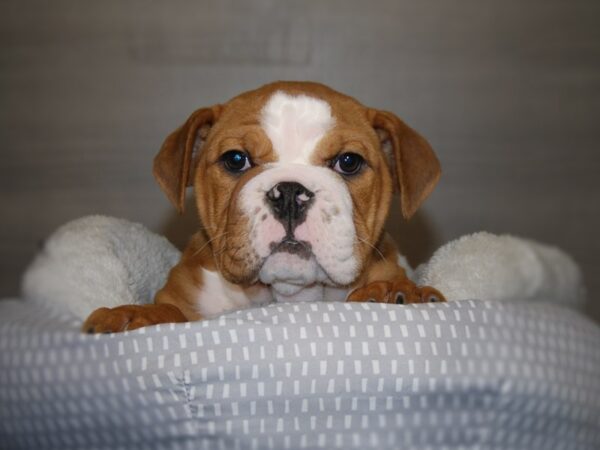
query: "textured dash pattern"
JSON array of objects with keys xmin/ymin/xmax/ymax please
[{"xmin": 1, "ymin": 299, "xmax": 599, "ymax": 450}]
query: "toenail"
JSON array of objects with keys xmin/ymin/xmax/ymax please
[{"xmin": 395, "ymin": 293, "xmax": 405, "ymax": 304}]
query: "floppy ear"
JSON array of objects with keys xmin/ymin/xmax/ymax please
[
  {"xmin": 153, "ymin": 105, "xmax": 221, "ymax": 213},
  {"xmin": 368, "ymin": 109, "xmax": 441, "ymax": 219}
]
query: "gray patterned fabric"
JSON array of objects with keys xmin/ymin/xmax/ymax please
[{"xmin": 1, "ymin": 298, "xmax": 599, "ymax": 450}]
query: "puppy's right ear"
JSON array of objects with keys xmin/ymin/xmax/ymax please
[{"xmin": 153, "ymin": 105, "xmax": 221, "ymax": 213}]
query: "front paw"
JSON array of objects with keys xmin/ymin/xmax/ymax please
[
  {"xmin": 347, "ymin": 280, "xmax": 445, "ymax": 304},
  {"xmin": 82, "ymin": 304, "xmax": 187, "ymax": 334}
]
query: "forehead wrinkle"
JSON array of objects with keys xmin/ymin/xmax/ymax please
[{"xmin": 260, "ymin": 91, "xmax": 335, "ymax": 164}]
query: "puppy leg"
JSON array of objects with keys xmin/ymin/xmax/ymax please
[
  {"xmin": 347, "ymin": 233, "xmax": 445, "ymax": 304},
  {"xmin": 82, "ymin": 259, "xmax": 199, "ymax": 334},
  {"xmin": 82, "ymin": 303, "xmax": 188, "ymax": 333},
  {"xmin": 347, "ymin": 278, "xmax": 445, "ymax": 304},
  {"xmin": 82, "ymin": 232, "xmax": 209, "ymax": 334}
]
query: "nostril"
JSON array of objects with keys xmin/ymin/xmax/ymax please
[
  {"xmin": 266, "ymin": 186, "xmax": 281, "ymax": 202},
  {"xmin": 267, "ymin": 182, "xmax": 313, "ymax": 204},
  {"xmin": 266, "ymin": 182, "xmax": 315, "ymax": 229},
  {"xmin": 296, "ymin": 191, "xmax": 312, "ymax": 204}
]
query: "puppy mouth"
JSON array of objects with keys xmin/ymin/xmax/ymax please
[
  {"xmin": 259, "ymin": 237, "xmax": 334, "ymax": 295},
  {"xmin": 269, "ymin": 238, "xmax": 313, "ymax": 260}
]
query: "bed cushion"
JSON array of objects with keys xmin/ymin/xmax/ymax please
[{"xmin": 1, "ymin": 298, "xmax": 599, "ymax": 450}]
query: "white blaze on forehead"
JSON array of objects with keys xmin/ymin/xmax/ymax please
[{"xmin": 260, "ymin": 91, "xmax": 335, "ymax": 163}]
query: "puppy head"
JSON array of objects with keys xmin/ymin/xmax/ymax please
[{"xmin": 154, "ymin": 82, "xmax": 441, "ymax": 294}]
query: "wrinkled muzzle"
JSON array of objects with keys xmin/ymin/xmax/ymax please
[{"xmin": 226, "ymin": 164, "xmax": 360, "ymax": 293}]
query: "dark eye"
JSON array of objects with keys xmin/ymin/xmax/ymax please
[
  {"xmin": 221, "ymin": 150, "xmax": 252, "ymax": 173},
  {"xmin": 332, "ymin": 152, "xmax": 364, "ymax": 175}
]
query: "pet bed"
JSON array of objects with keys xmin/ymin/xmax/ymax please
[{"xmin": 0, "ymin": 216, "xmax": 598, "ymax": 450}]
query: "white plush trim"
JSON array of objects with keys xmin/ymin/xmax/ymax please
[
  {"xmin": 414, "ymin": 232, "xmax": 586, "ymax": 307},
  {"xmin": 22, "ymin": 216, "xmax": 180, "ymax": 319}
]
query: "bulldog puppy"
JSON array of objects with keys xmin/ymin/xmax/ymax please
[{"xmin": 83, "ymin": 81, "xmax": 445, "ymax": 333}]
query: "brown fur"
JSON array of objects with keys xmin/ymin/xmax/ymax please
[{"xmin": 82, "ymin": 81, "xmax": 444, "ymax": 333}]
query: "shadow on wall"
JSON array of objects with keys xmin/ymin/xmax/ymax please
[
  {"xmin": 385, "ymin": 201, "xmax": 443, "ymax": 270},
  {"xmin": 160, "ymin": 197, "xmax": 200, "ymax": 250},
  {"xmin": 160, "ymin": 195, "xmax": 443, "ymax": 272}
]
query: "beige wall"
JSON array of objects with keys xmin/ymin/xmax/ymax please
[{"xmin": 2, "ymin": 1, "xmax": 599, "ymax": 320}]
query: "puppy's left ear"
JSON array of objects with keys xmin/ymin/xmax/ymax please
[
  {"xmin": 368, "ymin": 109, "xmax": 441, "ymax": 219},
  {"xmin": 153, "ymin": 105, "xmax": 222, "ymax": 213}
]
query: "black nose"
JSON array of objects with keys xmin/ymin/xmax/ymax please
[{"xmin": 266, "ymin": 182, "xmax": 314, "ymax": 233}]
